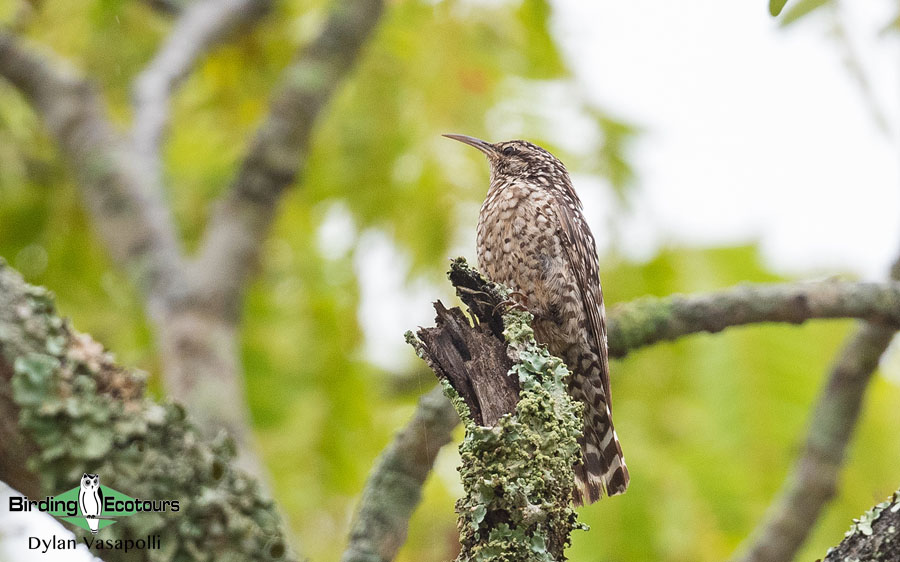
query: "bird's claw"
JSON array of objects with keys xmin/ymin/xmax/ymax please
[{"xmin": 495, "ymin": 290, "xmax": 530, "ymax": 315}]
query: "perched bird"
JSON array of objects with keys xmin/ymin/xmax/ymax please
[{"xmin": 444, "ymin": 134, "xmax": 629, "ymax": 504}]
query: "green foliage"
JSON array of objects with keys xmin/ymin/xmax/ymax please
[
  {"xmin": 769, "ymin": 0, "xmax": 789, "ymax": 17},
  {"xmin": 778, "ymin": 0, "xmax": 832, "ymax": 27},
  {"xmin": 592, "ymin": 111, "xmax": 640, "ymax": 201}
]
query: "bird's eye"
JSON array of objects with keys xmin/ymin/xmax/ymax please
[{"xmin": 501, "ymin": 146, "xmax": 516, "ymax": 157}]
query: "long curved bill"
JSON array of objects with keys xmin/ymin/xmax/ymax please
[{"xmin": 442, "ymin": 134, "xmax": 496, "ymax": 156}]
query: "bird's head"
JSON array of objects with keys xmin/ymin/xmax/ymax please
[{"xmin": 443, "ymin": 134, "xmax": 567, "ymax": 183}]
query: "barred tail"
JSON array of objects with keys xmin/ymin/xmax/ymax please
[{"xmin": 570, "ymin": 360, "xmax": 629, "ymax": 505}]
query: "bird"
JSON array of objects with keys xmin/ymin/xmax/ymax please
[
  {"xmin": 444, "ymin": 134, "xmax": 629, "ymax": 505},
  {"xmin": 78, "ymin": 473, "xmax": 103, "ymax": 534}
]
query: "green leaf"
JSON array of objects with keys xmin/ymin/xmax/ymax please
[
  {"xmin": 780, "ymin": 0, "xmax": 831, "ymax": 27},
  {"xmin": 769, "ymin": 0, "xmax": 788, "ymax": 17}
]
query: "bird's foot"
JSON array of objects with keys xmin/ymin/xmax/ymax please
[
  {"xmin": 455, "ymin": 285, "xmax": 495, "ymax": 309},
  {"xmin": 496, "ymin": 290, "xmax": 530, "ymax": 315}
]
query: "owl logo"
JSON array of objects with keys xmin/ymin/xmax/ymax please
[{"xmin": 78, "ymin": 473, "xmax": 103, "ymax": 534}]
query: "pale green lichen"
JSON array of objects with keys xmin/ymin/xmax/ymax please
[
  {"xmin": 448, "ymin": 298, "xmax": 584, "ymax": 562},
  {"xmin": 845, "ymin": 490, "xmax": 900, "ymax": 539},
  {"xmin": 440, "ymin": 377, "xmax": 476, "ymax": 432},
  {"xmin": 501, "ymin": 309, "xmax": 536, "ymax": 346},
  {"xmin": 606, "ymin": 296, "xmax": 675, "ymax": 356}
]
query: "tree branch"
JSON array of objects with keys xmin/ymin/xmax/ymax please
[
  {"xmin": 607, "ymin": 278, "xmax": 900, "ymax": 356},
  {"xmin": 132, "ymin": 0, "xmax": 272, "ymax": 181},
  {"xmin": 0, "ymin": 29, "xmax": 183, "ymax": 316},
  {"xmin": 733, "ymin": 322, "xmax": 892, "ymax": 562},
  {"xmin": 732, "ymin": 257, "xmax": 900, "ymax": 562},
  {"xmin": 0, "ymin": 258, "xmax": 296, "ymax": 562},
  {"xmin": 341, "ymin": 385, "xmax": 459, "ymax": 562},
  {"xmin": 732, "ymin": 277, "xmax": 900, "ymax": 562},
  {"xmin": 822, "ymin": 488, "xmax": 900, "ymax": 561},
  {"xmin": 193, "ymin": 0, "xmax": 384, "ymax": 317}
]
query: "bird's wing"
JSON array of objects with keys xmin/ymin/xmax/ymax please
[{"xmin": 551, "ymin": 183, "xmax": 611, "ymax": 404}]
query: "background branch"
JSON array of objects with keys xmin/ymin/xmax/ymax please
[
  {"xmin": 341, "ymin": 386, "xmax": 458, "ymax": 562},
  {"xmin": 147, "ymin": 0, "xmax": 385, "ymax": 476},
  {"xmin": 0, "ymin": 29, "xmax": 183, "ymax": 315},
  {"xmin": 1, "ymin": 0, "xmax": 386, "ymax": 478},
  {"xmin": 132, "ymin": 0, "xmax": 273, "ymax": 183},
  {"xmin": 194, "ymin": 0, "xmax": 385, "ymax": 315},
  {"xmin": 606, "ymin": 278, "xmax": 900, "ymax": 356},
  {"xmin": 733, "ymin": 262, "xmax": 900, "ymax": 562}
]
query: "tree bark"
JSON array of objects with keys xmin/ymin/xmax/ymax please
[{"xmin": 822, "ymin": 488, "xmax": 900, "ymax": 562}]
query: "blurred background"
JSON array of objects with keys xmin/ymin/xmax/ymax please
[{"xmin": 1, "ymin": 0, "xmax": 900, "ymax": 560}]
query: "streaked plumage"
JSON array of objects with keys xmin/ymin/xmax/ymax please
[{"xmin": 445, "ymin": 134, "xmax": 629, "ymax": 504}]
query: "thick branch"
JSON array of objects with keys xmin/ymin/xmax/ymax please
[
  {"xmin": 0, "ymin": 30, "xmax": 183, "ymax": 315},
  {"xmin": 194, "ymin": 0, "xmax": 384, "ymax": 317},
  {"xmin": 132, "ymin": 0, "xmax": 272, "ymax": 177},
  {"xmin": 341, "ymin": 386, "xmax": 459, "ymax": 562},
  {"xmin": 0, "ymin": 259, "xmax": 295, "ymax": 562},
  {"xmin": 822, "ymin": 488, "xmax": 900, "ymax": 561}
]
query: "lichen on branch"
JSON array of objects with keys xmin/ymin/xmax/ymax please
[
  {"xmin": 0, "ymin": 259, "xmax": 294, "ymax": 562},
  {"xmin": 822, "ymin": 487, "xmax": 900, "ymax": 561},
  {"xmin": 409, "ymin": 259, "xmax": 584, "ymax": 561}
]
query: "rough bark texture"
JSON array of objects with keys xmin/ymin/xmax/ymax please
[
  {"xmin": 0, "ymin": 259, "xmax": 295, "ymax": 562},
  {"xmin": 412, "ymin": 300, "xmax": 518, "ymax": 427},
  {"xmin": 408, "ymin": 259, "xmax": 583, "ymax": 562},
  {"xmin": 822, "ymin": 489, "xmax": 900, "ymax": 562}
]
